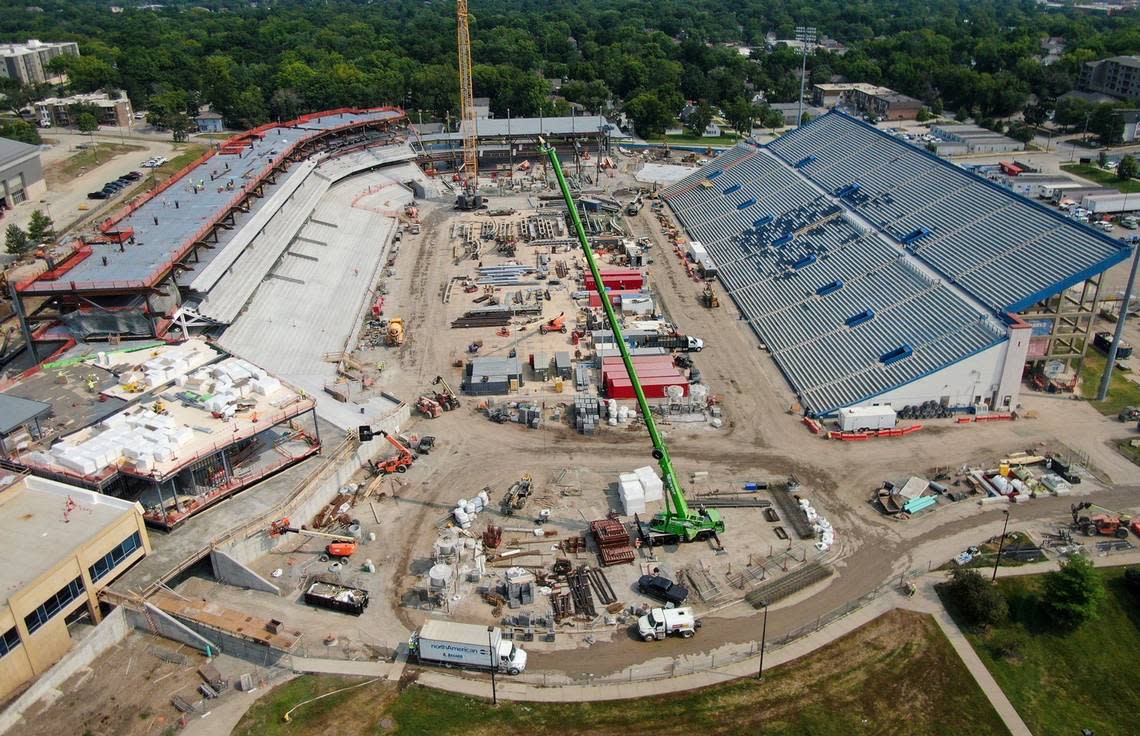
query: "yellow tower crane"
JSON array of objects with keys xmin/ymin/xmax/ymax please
[{"xmin": 456, "ymin": 0, "xmax": 482, "ymax": 210}]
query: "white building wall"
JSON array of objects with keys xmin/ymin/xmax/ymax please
[{"xmin": 846, "ymin": 339, "xmax": 1013, "ymax": 412}]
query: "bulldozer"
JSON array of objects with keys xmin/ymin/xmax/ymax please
[
  {"xmin": 386, "ymin": 317, "xmax": 405, "ymax": 346},
  {"xmin": 539, "ymin": 312, "xmax": 568, "ymax": 334},
  {"xmin": 1071, "ymin": 502, "xmax": 1131, "ymax": 539}
]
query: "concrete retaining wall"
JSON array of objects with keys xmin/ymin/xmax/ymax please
[
  {"xmin": 0, "ymin": 607, "xmax": 130, "ymax": 736},
  {"xmin": 125, "ymin": 604, "xmax": 219, "ymax": 654},
  {"xmin": 210, "ymin": 549, "xmax": 281, "ymax": 595}
]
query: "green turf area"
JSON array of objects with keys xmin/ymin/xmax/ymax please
[
  {"xmin": 235, "ymin": 610, "xmax": 1009, "ymax": 736},
  {"xmin": 1115, "ymin": 438, "xmax": 1140, "ymax": 467},
  {"xmin": 1061, "ymin": 163, "xmax": 1140, "ymax": 193},
  {"xmin": 960, "ymin": 566, "xmax": 1140, "ymax": 736},
  {"xmin": 937, "ymin": 531, "xmax": 1045, "ymax": 571},
  {"xmin": 1078, "ymin": 350, "xmax": 1140, "ymax": 416}
]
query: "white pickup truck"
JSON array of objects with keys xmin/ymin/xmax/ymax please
[{"xmin": 638, "ymin": 607, "xmax": 699, "ymax": 641}]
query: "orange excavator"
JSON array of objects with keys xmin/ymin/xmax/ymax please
[
  {"xmin": 269, "ymin": 518, "xmax": 358, "ymax": 561},
  {"xmin": 540, "ymin": 312, "xmax": 568, "ymax": 334}
]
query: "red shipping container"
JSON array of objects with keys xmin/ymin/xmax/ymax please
[
  {"xmin": 605, "ymin": 375, "xmax": 689, "ymax": 399},
  {"xmin": 584, "ymin": 269, "xmax": 644, "ymax": 291},
  {"xmin": 602, "ymin": 366, "xmax": 684, "ymax": 381},
  {"xmin": 606, "ymin": 357, "xmax": 674, "ymax": 369}
]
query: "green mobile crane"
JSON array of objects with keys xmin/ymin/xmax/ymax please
[{"xmin": 540, "ymin": 139, "xmax": 724, "ymax": 545}]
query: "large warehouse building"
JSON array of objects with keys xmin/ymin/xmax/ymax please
[{"xmin": 662, "ymin": 112, "xmax": 1132, "ymax": 417}]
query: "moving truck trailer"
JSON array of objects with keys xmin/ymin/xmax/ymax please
[
  {"xmin": 410, "ymin": 621, "xmax": 528, "ymax": 675},
  {"xmin": 838, "ymin": 406, "xmax": 897, "ymax": 432}
]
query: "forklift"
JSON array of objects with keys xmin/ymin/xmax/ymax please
[
  {"xmin": 1071, "ymin": 502, "xmax": 1132, "ymax": 539},
  {"xmin": 431, "ymin": 375, "xmax": 461, "ymax": 410}
]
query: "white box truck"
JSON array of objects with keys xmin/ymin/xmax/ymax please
[
  {"xmin": 838, "ymin": 406, "xmax": 897, "ymax": 432},
  {"xmin": 637, "ymin": 607, "xmax": 699, "ymax": 641},
  {"xmin": 410, "ymin": 620, "xmax": 527, "ymax": 675},
  {"xmin": 1081, "ymin": 192, "xmax": 1139, "ymax": 215}
]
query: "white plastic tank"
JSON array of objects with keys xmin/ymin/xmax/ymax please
[
  {"xmin": 428, "ymin": 564, "xmax": 453, "ymax": 588},
  {"xmin": 666, "ymin": 385, "xmax": 684, "ymax": 401}
]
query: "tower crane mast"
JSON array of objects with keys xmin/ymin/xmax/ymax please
[{"xmin": 456, "ymin": 0, "xmax": 481, "ymax": 209}]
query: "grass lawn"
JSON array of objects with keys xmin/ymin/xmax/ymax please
[
  {"xmin": 936, "ymin": 531, "xmax": 1045, "ymax": 571},
  {"xmin": 960, "ymin": 566, "xmax": 1140, "ymax": 736},
  {"xmin": 234, "ymin": 610, "xmax": 1009, "ymax": 736},
  {"xmin": 1077, "ymin": 350, "xmax": 1140, "ymax": 416},
  {"xmin": 1114, "ymin": 438, "xmax": 1140, "ymax": 467},
  {"xmin": 1060, "ymin": 163, "xmax": 1140, "ymax": 194},
  {"xmin": 44, "ymin": 142, "xmax": 145, "ymax": 187}
]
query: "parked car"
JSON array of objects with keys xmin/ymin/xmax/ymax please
[
  {"xmin": 121, "ymin": 171, "xmax": 142, "ymax": 180},
  {"xmin": 1118, "ymin": 406, "xmax": 1140, "ymax": 423},
  {"xmin": 87, "ymin": 190, "xmax": 109, "ymax": 200},
  {"xmin": 637, "ymin": 575, "xmax": 689, "ymax": 607},
  {"xmin": 1095, "ymin": 221, "xmax": 1114, "ymax": 232}
]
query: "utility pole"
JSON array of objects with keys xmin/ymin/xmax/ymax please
[
  {"xmin": 1097, "ymin": 239, "xmax": 1140, "ymax": 401},
  {"xmin": 991, "ymin": 509, "xmax": 1010, "ymax": 583},
  {"xmin": 486, "ymin": 626, "xmax": 498, "ymax": 705},
  {"xmin": 507, "ymin": 107, "xmax": 512, "ymax": 180},
  {"xmin": 756, "ymin": 600, "xmax": 769, "ymax": 679},
  {"xmin": 795, "ymin": 26, "xmax": 817, "ymax": 128}
]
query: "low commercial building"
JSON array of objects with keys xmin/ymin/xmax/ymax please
[
  {"xmin": 0, "ymin": 473, "xmax": 150, "ymax": 701},
  {"xmin": 194, "ymin": 108, "xmax": 224, "ymax": 133},
  {"xmin": 34, "ymin": 91, "xmax": 133, "ymax": 129},
  {"xmin": 0, "ymin": 136, "xmax": 45, "ymax": 212},
  {"xmin": 931, "ymin": 124, "xmax": 1025, "ymax": 154},
  {"xmin": 811, "ymin": 83, "xmax": 924, "ymax": 120},
  {"xmin": 0, "ymin": 40, "xmax": 78, "ymax": 85}
]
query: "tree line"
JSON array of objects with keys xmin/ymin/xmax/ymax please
[{"xmin": 0, "ymin": 0, "xmax": 1137, "ymax": 137}]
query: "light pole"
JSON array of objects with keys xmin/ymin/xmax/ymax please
[
  {"xmin": 795, "ymin": 26, "xmax": 817, "ymax": 127},
  {"xmin": 1097, "ymin": 238, "xmax": 1140, "ymax": 400},
  {"xmin": 756, "ymin": 600, "xmax": 769, "ymax": 679},
  {"xmin": 992, "ymin": 509, "xmax": 1010, "ymax": 583},
  {"xmin": 487, "ymin": 626, "xmax": 498, "ymax": 705},
  {"xmin": 507, "ymin": 107, "xmax": 512, "ymax": 180}
]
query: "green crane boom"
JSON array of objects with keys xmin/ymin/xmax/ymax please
[{"xmin": 540, "ymin": 140, "xmax": 723, "ymax": 543}]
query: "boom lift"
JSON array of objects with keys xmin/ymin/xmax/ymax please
[
  {"xmin": 540, "ymin": 139, "xmax": 724, "ymax": 545},
  {"xmin": 1071, "ymin": 502, "xmax": 1132, "ymax": 539},
  {"xmin": 269, "ymin": 518, "xmax": 358, "ymax": 560}
]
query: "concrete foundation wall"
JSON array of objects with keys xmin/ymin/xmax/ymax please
[
  {"xmin": 210, "ymin": 550, "xmax": 281, "ymax": 595},
  {"xmin": 125, "ymin": 604, "xmax": 219, "ymax": 654},
  {"xmin": 0, "ymin": 607, "xmax": 130, "ymax": 736}
]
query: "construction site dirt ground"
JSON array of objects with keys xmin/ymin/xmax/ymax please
[
  {"xmin": 167, "ymin": 158, "xmax": 1140, "ymax": 682},
  {"xmin": 17, "ymin": 631, "xmax": 209, "ymax": 736}
]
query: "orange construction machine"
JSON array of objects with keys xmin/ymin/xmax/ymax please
[
  {"xmin": 540, "ymin": 312, "xmax": 568, "ymax": 334},
  {"xmin": 372, "ymin": 430, "xmax": 415, "ymax": 475},
  {"xmin": 270, "ymin": 518, "xmax": 358, "ymax": 560},
  {"xmin": 1071, "ymin": 502, "xmax": 1132, "ymax": 540}
]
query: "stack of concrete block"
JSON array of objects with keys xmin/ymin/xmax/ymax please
[
  {"xmin": 618, "ymin": 472, "xmax": 646, "ymax": 515},
  {"xmin": 633, "ymin": 465, "xmax": 664, "ymax": 502}
]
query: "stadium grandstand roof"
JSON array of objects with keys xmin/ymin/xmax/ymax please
[{"xmin": 662, "ymin": 111, "xmax": 1131, "ymax": 415}]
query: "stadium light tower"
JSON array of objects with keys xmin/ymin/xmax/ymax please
[{"xmin": 795, "ymin": 26, "xmax": 817, "ymax": 127}]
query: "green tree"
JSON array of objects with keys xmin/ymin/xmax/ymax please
[
  {"xmin": 1117, "ymin": 155, "xmax": 1137, "ymax": 181},
  {"xmin": 165, "ymin": 112, "xmax": 193, "ymax": 142},
  {"xmin": 686, "ymin": 100, "xmax": 713, "ymax": 137},
  {"xmin": 800, "ymin": 111, "xmax": 812, "ymax": 125},
  {"xmin": 0, "ymin": 118, "xmax": 41, "ymax": 145},
  {"xmin": 759, "ymin": 105, "xmax": 786, "ymax": 129},
  {"xmin": 723, "ymin": 97, "xmax": 759, "ymax": 136},
  {"xmin": 26, "ymin": 210, "xmax": 54, "ymax": 244},
  {"xmin": 624, "ymin": 91, "xmax": 673, "ymax": 137},
  {"xmin": 5, "ymin": 224, "xmax": 31, "ymax": 257},
  {"xmin": 942, "ymin": 568, "xmax": 1008, "ymax": 630},
  {"xmin": 1043, "ymin": 555, "xmax": 1104, "ymax": 630},
  {"xmin": 916, "ymin": 108, "xmax": 932, "ymax": 123},
  {"xmin": 76, "ymin": 112, "xmax": 99, "ymax": 162}
]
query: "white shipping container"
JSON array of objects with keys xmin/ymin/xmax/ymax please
[{"xmin": 838, "ymin": 406, "xmax": 897, "ymax": 432}]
